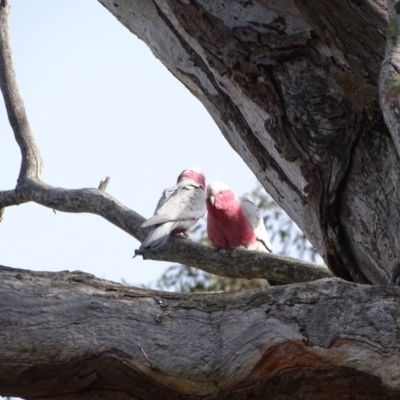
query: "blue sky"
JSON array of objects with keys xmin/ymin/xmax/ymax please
[{"xmin": 0, "ymin": 1, "xmax": 259, "ymax": 287}]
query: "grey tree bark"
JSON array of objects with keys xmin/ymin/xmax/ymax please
[
  {"xmin": 1, "ymin": 0, "xmax": 400, "ymax": 398},
  {"xmin": 1, "ymin": 266, "xmax": 400, "ymax": 400}
]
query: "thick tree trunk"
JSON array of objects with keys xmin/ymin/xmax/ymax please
[
  {"xmin": 1, "ymin": 266, "xmax": 400, "ymax": 400},
  {"xmin": 99, "ymin": 0, "xmax": 399, "ymax": 285}
]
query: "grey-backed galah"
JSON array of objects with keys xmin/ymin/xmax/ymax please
[
  {"xmin": 138, "ymin": 167, "xmax": 206, "ymax": 250},
  {"xmin": 206, "ymin": 181, "xmax": 272, "ymax": 252}
]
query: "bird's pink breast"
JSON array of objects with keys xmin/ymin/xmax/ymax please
[{"xmin": 207, "ymin": 201, "xmax": 256, "ymax": 249}]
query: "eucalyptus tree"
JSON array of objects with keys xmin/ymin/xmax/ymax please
[{"xmin": 1, "ymin": 0, "xmax": 400, "ymax": 399}]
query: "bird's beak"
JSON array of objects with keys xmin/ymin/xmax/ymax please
[{"xmin": 209, "ymin": 195, "xmax": 215, "ymax": 206}]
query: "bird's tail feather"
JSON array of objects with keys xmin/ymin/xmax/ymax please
[{"xmin": 139, "ymin": 221, "xmax": 177, "ymax": 250}]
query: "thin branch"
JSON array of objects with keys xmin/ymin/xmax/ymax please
[
  {"xmin": 0, "ymin": 189, "xmax": 28, "ymax": 207},
  {"xmin": 0, "ymin": 188, "xmax": 28, "ymax": 222},
  {"xmin": 19, "ymin": 178, "xmax": 146, "ymax": 241},
  {"xmin": 0, "ymin": 2, "xmax": 43, "ymax": 180},
  {"xmin": 0, "ymin": 176, "xmax": 330, "ymax": 284},
  {"xmin": 27, "ymin": 177, "xmax": 330, "ymax": 284},
  {"xmin": 98, "ymin": 176, "xmax": 110, "ymax": 191}
]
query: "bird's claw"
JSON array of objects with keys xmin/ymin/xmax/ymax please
[
  {"xmin": 231, "ymin": 246, "xmax": 246, "ymax": 253},
  {"xmin": 173, "ymin": 232, "xmax": 192, "ymax": 240}
]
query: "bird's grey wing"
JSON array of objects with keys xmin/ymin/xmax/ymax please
[
  {"xmin": 153, "ymin": 185, "xmax": 179, "ymax": 213},
  {"xmin": 141, "ymin": 184, "xmax": 179, "ymax": 228},
  {"xmin": 176, "ymin": 184, "xmax": 206, "ymax": 220},
  {"xmin": 239, "ymin": 197, "xmax": 262, "ymax": 229},
  {"xmin": 142, "ymin": 183, "xmax": 206, "ymax": 228},
  {"xmin": 240, "ymin": 197, "xmax": 272, "ymax": 252}
]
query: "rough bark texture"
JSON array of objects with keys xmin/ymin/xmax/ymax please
[
  {"xmin": 99, "ymin": 0, "xmax": 399, "ymax": 285},
  {"xmin": 1, "ymin": 266, "xmax": 400, "ymax": 400},
  {"xmin": 139, "ymin": 240, "xmax": 331, "ymax": 285}
]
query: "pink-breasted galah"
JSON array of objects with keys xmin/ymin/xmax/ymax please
[
  {"xmin": 206, "ymin": 181, "xmax": 272, "ymax": 252},
  {"xmin": 139, "ymin": 167, "xmax": 206, "ymax": 250}
]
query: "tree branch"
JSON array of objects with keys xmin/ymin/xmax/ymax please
[
  {"xmin": 0, "ymin": 265, "xmax": 398, "ymax": 399},
  {"xmin": 137, "ymin": 240, "xmax": 332, "ymax": 284},
  {"xmin": 0, "ymin": 175, "xmax": 330, "ymax": 284},
  {"xmin": 0, "ymin": 1, "xmax": 43, "ymax": 179},
  {"xmin": 19, "ymin": 178, "xmax": 146, "ymax": 240},
  {"xmin": 98, "ymin": 176, "xmax": 111, "ymax": 191},
  {"xmin": 0, "ymin": 188, "xmax": 28, "ymax": 208}
]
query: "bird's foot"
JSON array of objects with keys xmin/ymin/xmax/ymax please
[
  {"xmin": 232, "ymin": 246, "xmax": 246, "ymax": 253},
  {"xmin": 173, "ymin": 232, "xmax": 192, "ymax": 240}
]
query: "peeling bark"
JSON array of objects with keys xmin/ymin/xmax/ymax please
[
  {"xmin": 0, "ymin": 266, "xmax": 399, "ymax": 399},
  {"xmin": 99, "ymin": 0, "xmax": 400, "ymax": 284}
]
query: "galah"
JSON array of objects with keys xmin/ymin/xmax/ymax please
[
  {"xmin": 206, "ymin": 181, "xmax": 272, "ymax": 252},
  {"xmin": 138, "ymin": 167, "xmax": 206, "ymax": 250}
]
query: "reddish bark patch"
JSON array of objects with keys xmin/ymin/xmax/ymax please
[{"xmin": 236, "ymin": 340, "xmax": 331, "ymax": 387}]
